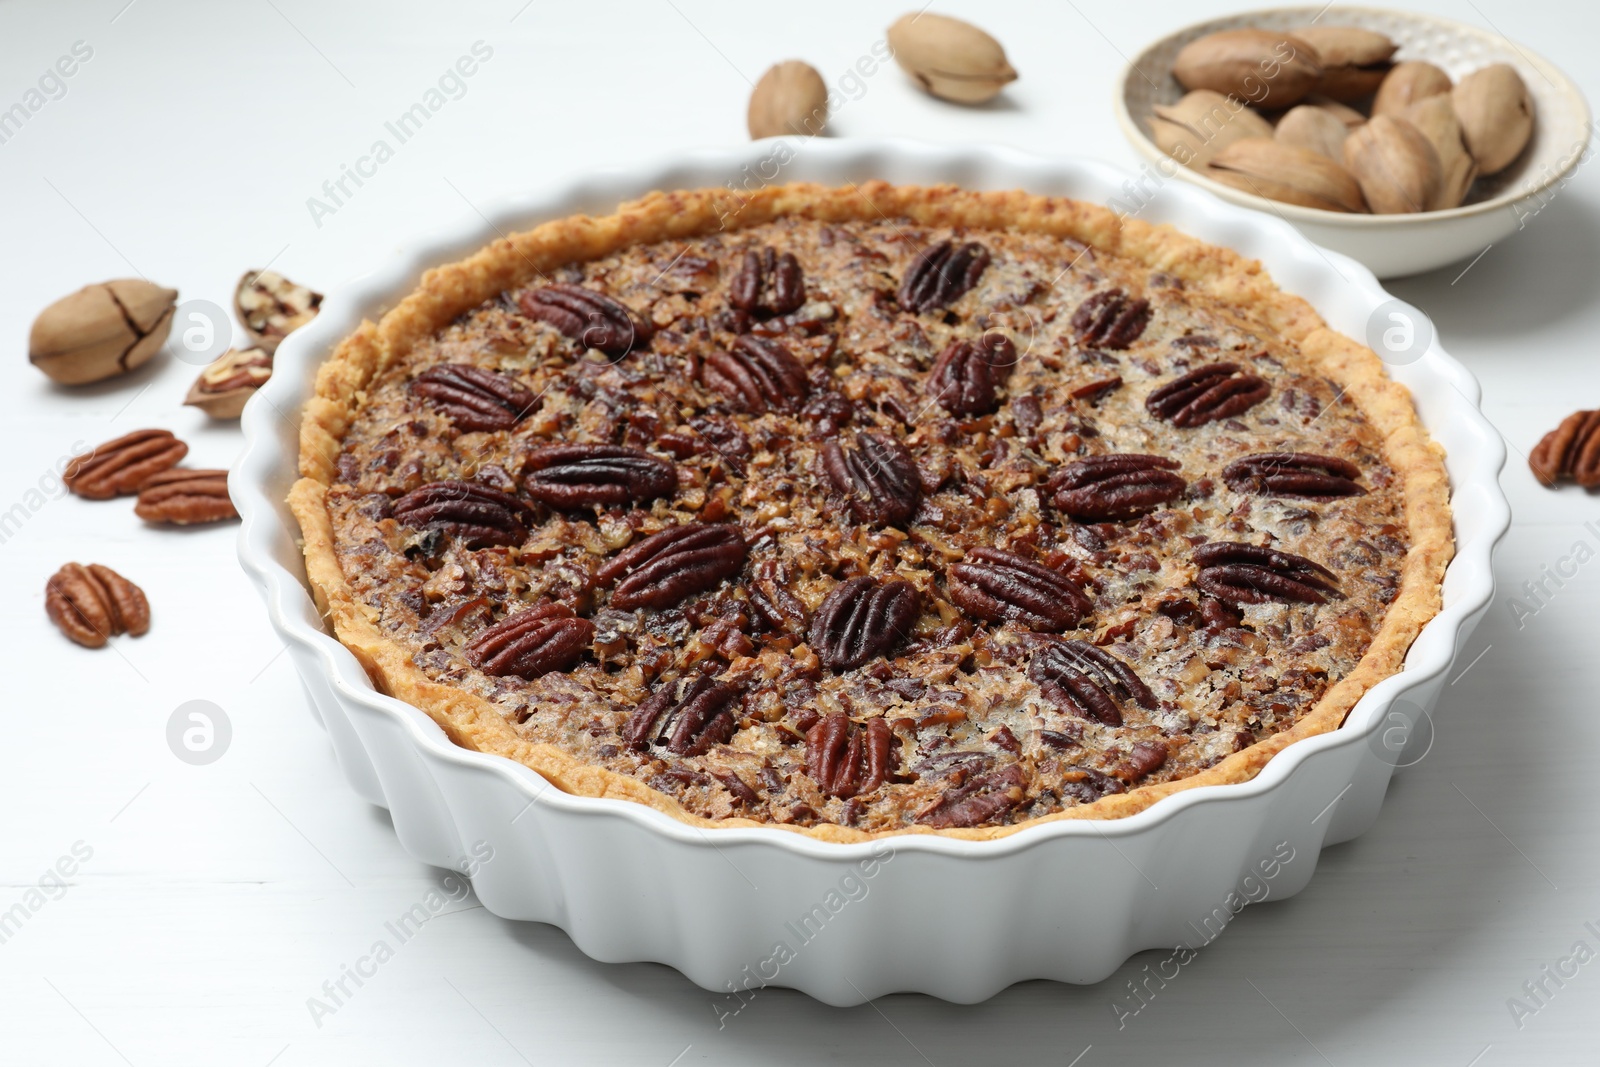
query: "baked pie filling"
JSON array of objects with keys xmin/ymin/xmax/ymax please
[{"xmin": 292, "ymin": 184, "xmax": 1450, "ymax": 840}]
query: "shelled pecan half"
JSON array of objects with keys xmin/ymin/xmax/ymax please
[
  {"xmin": 1070, "ymin": 287, "xmax": 1151, "ymax": 349},
  {"xmin": 45, "ymin": 563, "xmax": 150, "ymax": 648},
  {"xmin": 1529, "ymin": 409, "xmax": 1600, "ymax": 488},
  {"xmin": 411, "ymin": 364, "xmax": 534, "ymax": 432},
  {"xmin": 1146, "ymin": 362, "xmax": 1270, "ymax": 426},
  {"xmin": 808, "ymin": 576, "xmax": 920, "ymax": 669},
  {"xmin": 465, "ymin": 602, "xmax": 594, "ymax": 679},
  {"xmin": 134, "ymin": 469, "xmax": 238, "ymax": 524},
  {"xmin": 947, "ymin": 548, "xmax": 1091, "ymax": 632},
  {"xmin": 596, "ymin": 523, "xmax": 748, "ymax": 609},
  {"xmin": 897, "ymin": 239, "xmax": 991, "ymax": 312},
  {"xmin": 1222, "ymin": 452, "xmax": 1366, "ymax": 497},
  {"xmin": 1028, "ymin": 640, "xmax": 1155, "ymax": 727},
  {"xmin": 624, "ymin": 674, "xmax": 743, "ymax": 756},
  {"xmin": 523, "ymin": 444, "xmax": 677, "ymax": 509},
  {"xmin": 64, "ymin": 429, "xmax": 187, "ymax": 499},
  {"xmin": 926, "ymin": 331, "xmax": 1017, "ymax": 417},
  {"xmin": 1047, "ymin": 453, "xmax": 1186, "ymax": 520},
  {"xmin": 701, "ymin": 334, "xmax": 809, "ymax": 413},
  {"xmin": 805, "ymin": 713, "xmax": 894, "ymax": 798},
  {"xmin": 729, "ymin": 246, "xmax": 805, "ymax": 318},
  {"xmin": 916, "ymin": 763, "xmax": 1028, "ymax": 829},
  {"xmin": 822, "ymin": 431, "xmax": 921, "ymax": 526},
  {"xmin": 391, "ymin": 481, "xmax": 532, "ymax": 547},
  {"xmin": 518, "ymin": 283, "xmax": 652, "ymax": 358},
  {"xmin": 1193, "ymin": 541, "xmax": 1341, "ymax": 605}
]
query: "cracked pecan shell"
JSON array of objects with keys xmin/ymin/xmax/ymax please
[
  {"xmin": 1529, "ymin": 409, "xmax": 1600, "ymax": 488},
  {"xmin": 897, "ymin": 239, "xmax": 991, "ymax": 312},
  {"xmin": 947, "ymin": 548, "xmax": 1091, "ymax": 632},
  {"xmin": 729, "ymin": 246, "xmax": 805, "ymax": 317},
  {"xmin": 624, "ymin": 674, "xmax": 743, "ymax": 756},
  {"xmin": 702, "ymin": 334, "xmax": 809, "ymax": 413},
  {"xmin": 808, "ymin": 576, "xmax": 920, "ymax": 670},
  {"xmin": 134, "ymin": 469, "xmax": 239, "ymax": 525},
  {"xmin": 805, "ymin": 713, "xmax": 894, "ymax": 799},
  {"xmin": 45, "ymin": 563, "xmax": 150, "ymax": 648},
  {"xmin": 1028, "ymin": 640, "xmax": 1155, "ymax": 727},
  {"xmin": 1146, "ymin": 362, "xmax": 1271, "ymax": 426},
  {"xmin": 391, "ymin": 481, "xmax": 533, "ymax": 548},
  {"xmin": 1193, "ymin": 541, "xmax": 1341, "ymax": 606},
  {"xmin": 523, "ymin": 444, "xmax": 677, "ymax": 509},
  {"xmin": 822, "ymin": 431, "xmax": 921, "ymax": 526},
  {"xmin": 1071, "ymin": 288, "xmax": 1151, "ymax": 349},
  {"xmin": 926, "ymin": 331, "xmax": 1017, "ymax": 417},
  {"xmin": 64, "ymin": 429, "xmax": 188, "ymax": 500},
  {"xmin": 465, "ymin": 602, "xmax": 594, "ymax": 679},
  {"xmin": 411, "ymin": 364, "xmax": 534, "ymax": 432},
  {"xmin": 518, "ymin": 283, "xmax": 652, "ymax": 358},
  {"xmin": 916, "ymin": 763, "xmax": 1028, "ymax": 829},
  {"xmin": 1223, "ymin": 452, "xmax": 1366, "ymax": 498},
  {"xmin": 596, "ymin": 523, "xmax": 748, "ymax": 610},
  {"xmin": 1048, "ymin": 453, "xmax": 1186, "ymax": 521}
]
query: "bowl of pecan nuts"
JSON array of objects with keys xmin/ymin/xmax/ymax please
[{"xmin": 1115, "ymin": 6, "xmax": 1591, "ymax": 277}]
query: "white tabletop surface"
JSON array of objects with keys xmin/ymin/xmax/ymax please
[{"xmin": 3, "ymin": 1, "xmax": 1597, "ymax": 1063}]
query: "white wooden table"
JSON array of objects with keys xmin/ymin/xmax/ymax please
[{"xmin": 3, "ymin": 1, "xmax": 1596, "ymax": 1062}]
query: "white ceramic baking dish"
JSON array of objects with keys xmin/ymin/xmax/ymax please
[{"xmin": 233, "ymin": 139, "xmax": 1509, "ymax": 1006}]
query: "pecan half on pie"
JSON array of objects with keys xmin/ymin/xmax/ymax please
[{"xmin": 290, "ymin": 183, "xmax": 1452, "ymax": 841}]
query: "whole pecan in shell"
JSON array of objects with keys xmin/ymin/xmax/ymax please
[
  {"xmin": 808, "ymin": 576, "xmax": 920, "ymax": 669},
  {"xmin": 45, "ymin": 563, "xmax": 150, "ymax": 648},
  {"xmin": 1193, "ymin": 541, "xmax": 1341, "ymax": 606},
  {"xmin": 701, "ymin": 334, "xmax": 809, "ymax": 413},
  {"xmin": 917, "ymin": 763, "xmax": 1028, "ymax": 829},
  {"xmin": 64, "ymin": 429, "xmax": 188, "ymax": 499},
  {"xmin": 1222, "ymin": 452, "xmax": 1366, "ymax": 498},
  {"xmin": 134, "ymin": 469, "xmax": 238, "ymax": 524},
  {"xmin": 805, "ymin": 712, "xmax": 894, "ymax": 798},
  {"xmin": 1146, "ymin": 362, "xmax": 1271, "ymax": 426},
  {"xmin": 411, "ymin": 364, "xmax": 534, "ymax": 432},
  {"xmin": 1529, "ymin": 409, "xmax": 1600, "ymax": 488},
  {"xmin": 596, "ymin": 523, "xmax": 748, "ymax": 610},
  {"xmin": 1070, "ymin": 288, "xmax": 1151, "ymax": 349},
  {"xmin": 822, "ymin": 431, "xmax": 921, "ymax": 526},
  {"xmin": 947, "ymin": 547, "xmax": 1092, "ymax": 632},
  {"xmin": 1028, "ymin": 640, "xmax": 1155, "ymax": 727},
  {"xmin": 897, "ymin": 239, "xmax": 991, "ymax": 313},
  {"xmin": 926, "ymin": 331, "xmax": 1017, "ymax": 417},
  {"xmin": 624, "ymin": 674, "xmax": 743, "ymax": 756},
  {"xmin": 729, "ymin": 246, "xmax": 805, "ymax": 318},
  {"xmin": 1047, "ymin": 453, "xmax": 1186, "ymax": 521},
  {"xmin": 523, "ymin": 444, "xmax": 677, "ymax": 509},
  {"xmin": 391, "ymin": 481, "xmax": 533, "ymax": 548},
  {"xmin": 465, "ymin": 602, "xmax": 594, "ymax": 679},
  {"xmin": 518, "ymin": 283, "xmax": 652, "ymax": 359}
]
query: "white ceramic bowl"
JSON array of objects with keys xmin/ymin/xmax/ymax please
[
  {"xmin": 233, "ymin": 139, "xmax": 1509, "ymax": 1005},
  {"xmin": 1114, "ymin": 5, "xmax": 1592, "ymax": 278}
]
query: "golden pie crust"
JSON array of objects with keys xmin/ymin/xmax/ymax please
[{"xmin": 290, "ymin": 181, "xmax": 1452, "ymax": 842}]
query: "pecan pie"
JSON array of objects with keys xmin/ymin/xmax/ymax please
[{"xmin": 290, "ymin": 183, "xmax": 1451, "ymax": 841}]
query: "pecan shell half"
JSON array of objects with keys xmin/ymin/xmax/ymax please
[
  {"xmin": 1146, "ymin": 362, "xmax": 1270, "ymax": 426},
  {"xmin": 702, "ymin": 334, "xmax": 809, "ymax": 413},
  {"xmin": 1193, "ymin": 541, "xmax": 1341, "ymax": 606},
  {"xmin": 411, "ymin": 364, "xmax": 534, "ymax": 432},
  {"xmin": 391, "ymin": 481, "xmax": 533, "ymax": 548},
  {"xmin": 947, "ymin": 548, "xmax": 1092, "ymax": 632},
  {"xmin": 1529, "ymin": 409, "xmax": 1600, "ymax": 488},
  {"xmin": 518, "ymin": 283, "xmax": 652, "ymax": 358},
  {"xmin": 897, "ymin": 239, "xmax": 991, "ymax": 313},
  {"xmin": 64, "ymin": 429, "xmax": 188, "ymax": 500},
  {"xmin": 822, "ymin": 431, "xmax": 921, "ymax": 526},
  {"xmin": 624, "ymin": 674, "xmax": 743, "ymax": 756},
  {"xmin": 596, "ymin": 523, "xmax": 748, "ymax": 610},
  {"xmin": 523, "ymin": 444, "xmax": 677, "ymax": 510},
  {"xmin": 45, "ymin": 563, "xmax": 150, "ymax": 648},
  {"xmin": 805, "ymin": 713, "xmax": 894, "ymax": 798},
  {"xmin": 808, "ymin": 576, "xmax": 920, "ymax": 670},
  {"xmin": 917, "ymin": 763, "xmax": 1028, "ymax": 829},
  {"xmin": 1222, "ymin": 452, "xmax": 1366, "ymax": 498},
  {"xmin": 1047, "ymin": 453, "xmax": 1186, "ymax": 521},
  {"xmin": 134, "ymin": 469, "xmax": 239, "ymax": 525},
  {"xmin": 729, "ymin": 246, "xmax": 805, "ymax": 318},
  {"xmin": 926, "ymin": 331, "xmax": 1017, "ymax": 417},
  {"xmin": 1070, "ymin": 288, "xmax": 1151, "ymax": 349},
  {"xmin": 1028, "ymin": 640, "xmax": 1155, "ymax": 727},
  {"xmin": 464, "ymin": 602, "xmax": 594, "ymax": 679}
]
